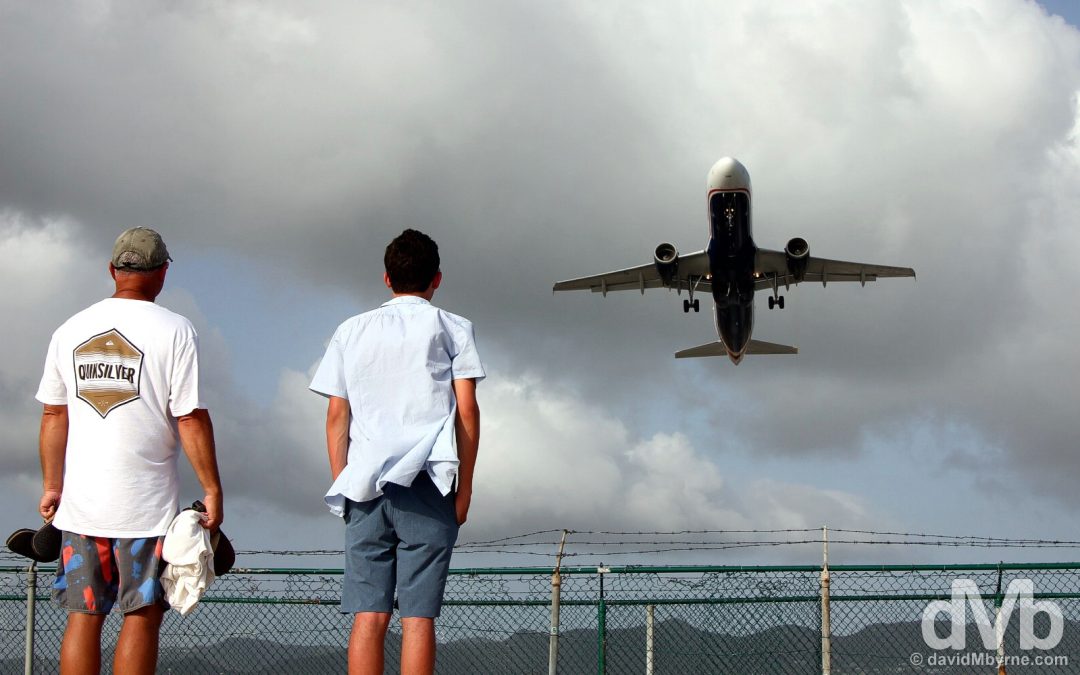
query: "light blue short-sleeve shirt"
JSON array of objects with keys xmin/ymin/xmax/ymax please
[{"xmin": 309, "ymin": 296, "xmax": 485, "ymax": 516}]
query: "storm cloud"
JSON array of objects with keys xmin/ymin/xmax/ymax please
[{"xmin": 1, "ymin": 0, "xmax": 1079, "ymax": 564}]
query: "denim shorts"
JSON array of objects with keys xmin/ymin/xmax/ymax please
[
  {"xmin": 53, "ymin": 532, "xmax": 166, "ymax": 615},
  {"xmin": 343, "ymin": 472, "xmax": 458, "ymax": 618}
]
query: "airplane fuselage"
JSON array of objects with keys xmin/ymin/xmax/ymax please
[{"xmin": 706, "ymin": 158, "xmax": 757, "ymax": 363}]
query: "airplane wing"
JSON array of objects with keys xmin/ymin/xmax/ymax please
[
  {"xmin": 754, "ymin": 249, "xmax": 915, "ymax": 290},
  {"xmin": 553, "ymin": 250, "xmax": 711, "ymax": 295}
]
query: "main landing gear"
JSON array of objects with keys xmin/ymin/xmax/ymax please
[
  {"xmin": 767, "ymin": 273, "xmax": 785, "ymax": 310},
  {"xmin": 682, "ymin": 276, "xmax": 702, "ymax": 313}
]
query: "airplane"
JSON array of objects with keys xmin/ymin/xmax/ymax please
[{"xmin": 553, "ymin": 157, "xmax": 915, "ymax": 364}]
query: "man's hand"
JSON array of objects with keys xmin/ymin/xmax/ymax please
[
  {"xmin": 455, "ymin": 487, "xmax": 472, "ymax": 526},
  {"xmin": 39, "ymin": 489, "xmax": 61, "ymax": 521},
  {"xmin": 199, "ymin": 491, "xmax": 223, "ymax": 531}
]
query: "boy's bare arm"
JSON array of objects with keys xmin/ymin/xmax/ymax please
[
  {"xmin": 177, "ymin": 408, "xmax": 224, "ymax": 530},
  {"xmin": 326, "ymin": 396, "xmax": 350, "ymax": 481},
  {"xmin": 39, "ymin": 404, "xmax": 68, "ymax": 520},
  {"xmin": 453, "ymin": 378, "xmax": 480, "ymax": 526}
]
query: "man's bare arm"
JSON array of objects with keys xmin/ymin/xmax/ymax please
[
  {"xmin": 453, "ymin": 379, "xmax": 480, "ymax": 526},
  {"xmin": 39, "ymin": 404, "xmax": 68, "ymax": 520},
  {"xmin": 177, "ymin": 408, "xmax": 224, "ymax": 530},
  {"xmin": 326, "ymin": 396, "xmax": 350, "ymax": 481}
]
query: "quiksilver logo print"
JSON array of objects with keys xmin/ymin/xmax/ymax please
[{"xmin": 73, "ymin": 329, "xmax": 143, "ymax": 418}]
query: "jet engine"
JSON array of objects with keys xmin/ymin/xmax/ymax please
[
  {"xmin": 653, "ymin": 243, "xmax": 679, "ymax": 285},
  {"xmin": 785, "ymin": 237, "xmax": 809, "ymax": 282}
]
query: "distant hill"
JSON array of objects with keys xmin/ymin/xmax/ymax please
[{"xmin": 5, "ymin": 617, "xmax": 1076, "ymax": 673}]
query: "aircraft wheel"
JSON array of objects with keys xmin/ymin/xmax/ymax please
[
  {"xmin": 693, "ymin": 299, "xmax": 700, "ymax": 312},
  {"xmin": 778, "ymin": 296, "xmax": 785, "ymax": 310},
  {"xmin": 768, "ymin": 297, "xmax": 775, "ymax": 310},
  {"xmin": 683, "ymin": 299, "xmax": 690, "ymax": 313}
]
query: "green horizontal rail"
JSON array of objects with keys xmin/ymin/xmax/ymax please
[
  {"xmin": 6, "ymin": 562, "xmax": 1080, "ymax": 576},
  {"xmin": 10, "ymin": 592, "xmax": 1080, "ymax": 607}
]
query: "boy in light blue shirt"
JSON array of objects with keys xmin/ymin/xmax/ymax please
[{"xmin": 310, "ymin": 229, "xmax": 483, "ymax": 675}]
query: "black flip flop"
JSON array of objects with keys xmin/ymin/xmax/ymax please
[
  {"xmin": 210, "ymin": 530, "xmax": 235, "ymax": 576},
  {"xmin": 6, "ymin": 528, "xmax": 52, "ymax": 563},
  {"xmin": 31, "ymin": 522, "xmax": 61, "ymax": 562}
]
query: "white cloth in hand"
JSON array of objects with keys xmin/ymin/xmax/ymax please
[{"xmin": 161, "ymin": 510, "xmax": 216, "ymax": 615}]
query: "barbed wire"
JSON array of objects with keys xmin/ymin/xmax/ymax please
[
  {"xmin": 217, "ymin": 527, "xmax": 1080, "ymax": 559},
  {"xmin": 829, "ymin": 527, "xmax": 1080, "ymax": 544},
  {"xmin": 457, "ymin": 529, "xmax": 567, "ymax": 545},
  {"xmin": 7, "ymin": 527, "xmax": 1080, "ymax": 564}
]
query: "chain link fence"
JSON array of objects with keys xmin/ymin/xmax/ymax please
[{"xmin": 4, "ymin": 562, "xmax": 1080, "ymax": 673}]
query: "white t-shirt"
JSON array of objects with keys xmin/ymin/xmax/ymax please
[{"xmin": 36, "ymin": 298, "xmax": 204, "ymax": 537}]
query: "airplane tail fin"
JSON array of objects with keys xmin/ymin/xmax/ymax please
[{"xmin": 674, "ymin": 339, "xmax": 798, "ymax": 359}]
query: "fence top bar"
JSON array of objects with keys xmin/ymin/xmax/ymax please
[
  {"xmin": 450, "ymin": 565, "xmax": 819, "ymax": 575},
  {"xmin": 5, "ymin": 562, "xmax": 1080, "ymax": 575},
  {"xmin": 452, "ymin": 562, "xmax": 1080, "ymax": 575},
  {"xmin": 826, "ymin": 562, "xmax": 1080, "ymax": 572}
]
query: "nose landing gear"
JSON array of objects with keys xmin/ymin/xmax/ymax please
[{"xmin": 683, "ymin": 298, "xmax": 700, "ymax": 313}]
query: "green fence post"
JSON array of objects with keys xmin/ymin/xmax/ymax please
[
  {"xmin": 597, "ymin": 564, "xmax": 608, "ymax": 675},
  {"xmin": 994, "ymin": 562, "xmax": 1005, "ymax": 673}
]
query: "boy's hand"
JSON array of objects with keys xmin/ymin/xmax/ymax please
[{"xmin": 455, "ymin": 489, "xmax": 472, "ymax": 526}]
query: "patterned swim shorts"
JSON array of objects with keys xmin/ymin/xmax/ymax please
[{"xmin": 53, "ymin": 532, "xmax": 166, "ymax": 615}]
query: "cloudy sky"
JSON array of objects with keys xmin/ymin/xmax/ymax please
[{"xmin": 2, "ymin": 0, "xmax": 1079, "ymax": 568}]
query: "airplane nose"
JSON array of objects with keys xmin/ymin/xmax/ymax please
[
  {"xmin": 707, "ymin": 157, "xmax": 751, "ymax": 192},
  {"xmin": 710, "ymin": 157, "xmax": 737, "ymax": 173}
]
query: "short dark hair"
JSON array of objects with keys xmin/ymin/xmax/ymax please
[{"xmin": 384, "ymin": 229, "xmax": 440, "ymax": 293}]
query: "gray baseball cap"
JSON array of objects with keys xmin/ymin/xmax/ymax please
[{"xmin": 111, "ymin": 227, "xmax": 172, "ymax": 270}]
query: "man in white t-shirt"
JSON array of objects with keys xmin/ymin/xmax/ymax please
[{"xmin": 35, "ymin": 227, "xmax": 224, "ymax": 675}]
